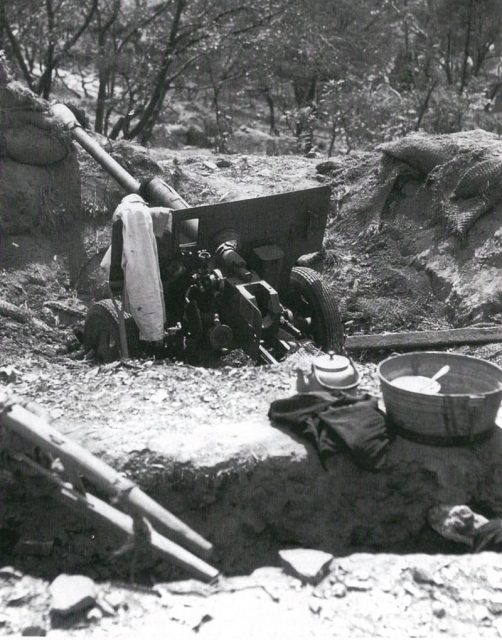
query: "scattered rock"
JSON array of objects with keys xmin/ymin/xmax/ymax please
[
  {"xmin": 332, "ymin": 583, "xmax": 347, "ymax": 598},
  {"xmin": 316, "ymin": 159, "xmax": 343, "ymax": 174},
  {"xmin": 473, "ymin": 588, "xmax": 493, "ymax": 602},
  {"xmin": 192, "ymin": 613, "xmax": 213, "ymax": 632},
  {"xmin": 473, "ymin": 604, "xmax": 492, "ymax": 623},
  {"xmin": 86, "ymin": 607, "xmax": 103, "ymax": 622},
  {"xmin": 345, "ymin": 578, "xmax": 373, "ymax": 592},
  {"xmin": 0, "ymin": 365, "xmax": 19, "ymax": 382},
  {"xmin": 26, "ymin": 273, "xmax": 47, "ymax": 286},
  {"xmin": 380, "ymin": 576, "xmax": 394, "ymax": 592},
  {"xmin": 412, "ymin": 567, "xmax": 436, "ymax": 585},
  {"xmin": 49, "ymin": 574, "xmax": 97, "ymax": 617},
  {"xmin": 216, "ymin": 158, "xmax": 232, "ymax": 168},
  {"xmin": 486, "ymin": 568, "xmax": 502, "ymax": 590},
  {"xmin": 432, "ymin": 602, "xmax": 446, "ymax": 618},
  {"xmin": 438, "ymin": 619, "xmax": 449, "ymax": 633},
  {"xmin": 309, "ymin": 600, "xmax": 322, "ymax": 614},
  {"xmin": 96, "ymin": 594, "xmax": 116, "ymax": 617},
  {"xmin": 102, "ymin": 591, "xmax": 125, "ymax": 610},
  {"xmin": 22, "ymin": 625, "xmax": 47, "ymax": 636},
  {"xmin": 0, "ymin": 566, "xmax": 23, "ymax": 580},
  {"xmin": 296, "ymin": 251, "xmax": 323, "ymax": 267},
  {"xmin": 278, "ymin": 549, "xmax": 334, "ymax": 585},
  {"xmin": 202, "ymin": 160, "xmax": 218, "ymax": 171},
  {"xmin": 7, "ymin": 582, "xmax": 33, "ymax": 605},
  {"xmin": 402, "ymin": 581, "xmax": 422, "ymax": 598}
]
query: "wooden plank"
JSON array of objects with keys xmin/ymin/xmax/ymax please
[{"xmin": 345, "ymin": 326, "xmax": 502, "ymax": 351}]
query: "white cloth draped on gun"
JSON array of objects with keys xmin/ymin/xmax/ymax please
[{"xmin": 101, "ymin": 194, "xmax": 172, "ymax": 342}]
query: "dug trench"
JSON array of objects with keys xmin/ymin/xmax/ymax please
[
  {"xmin": 4, "ymin": 112, "xmax": 502, "ymax": 633},
  {"xmin": 0, "ymin": 347, "xmax": 467, "ymax": 581},
  {"xmin": 3, "ymin": 350, "xmax": 502, "ymax": 587}
]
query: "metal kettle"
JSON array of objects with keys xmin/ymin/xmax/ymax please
[{"xmin": 296, "ymin": 351, "xmax": 360, "ymax": 392}]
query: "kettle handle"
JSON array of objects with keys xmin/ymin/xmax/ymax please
[{"xmin": 311, "ymin": 356, "xmax": 360, "ymax": 391}]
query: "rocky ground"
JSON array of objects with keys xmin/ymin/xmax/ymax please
[
  {"xmin": 5, "ymin": 551, "xmax": 502, "ymax": 638},
  {"xmin": 3, "ymin": 125, "xmax": 502, "ymax": 636}
]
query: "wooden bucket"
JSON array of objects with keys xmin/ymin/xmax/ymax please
[{"xmin": 378, "ymin": 351, "xmax": 502, "ymax": 445}]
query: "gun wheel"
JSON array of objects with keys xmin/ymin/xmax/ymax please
[
  {"xmin": 83, "ymin": 299, "xmax": 140, "ymax": 362},
  {"xmin": 286, "ymin": 266, "xmax": 344, "ymax": 352}
]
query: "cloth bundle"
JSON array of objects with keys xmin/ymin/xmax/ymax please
[
  {"xmin": 269, "ymin": 392, "xmax": 390, "ymax": 471},
  {"xmin": 101, "ymin": 194, "xmax": 171, "ymax": 342}
]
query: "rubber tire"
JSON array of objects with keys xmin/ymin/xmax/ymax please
[
  {"xmin": 83, "ymin": 299, "xmax": 140, "ymax": 362},
  {"xmin": 287, "ymin": 266, "xmax": 344, "ymax": 352}
]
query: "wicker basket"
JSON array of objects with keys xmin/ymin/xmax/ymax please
[{"xmin": 378, "ymin": 352, "xmax": 502, "ymax": 445}]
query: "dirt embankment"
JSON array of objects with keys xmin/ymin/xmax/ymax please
[{"xmin": 318, "ymin": 130, "xmax": 502, "ymax": 329}]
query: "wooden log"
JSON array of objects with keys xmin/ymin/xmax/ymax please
[
  {"xmin": 345, "ymin": 326, "xmax": 502, "ymax": 351},
  {"xmin": 0, "ymin": 298, "xmax": 36, "ymax": 323},
  {"xmin": 0, "ymin": 298, "xmax": 53, "ymax": 332}
]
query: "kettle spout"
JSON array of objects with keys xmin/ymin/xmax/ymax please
[{"xmin": 295, "ymin": 368, "xmax": 310, "ymax": 393}]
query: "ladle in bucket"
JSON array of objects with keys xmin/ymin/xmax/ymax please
[{"xmin": 391, "ymin": 364, "xmax": 450, "ymax": 394}]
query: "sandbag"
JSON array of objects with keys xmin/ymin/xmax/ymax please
[
  {"xmin": 0, "ymin": 82, "xmax": 47, "ymax": 110},
  {"xmin": 379, "ymin": 136, "xmax": 457, "ymax": 176},
  {"xmin": 442, "ymin": 196, "xmax": 490, "ymax": 236},
  {"xmin": 6, "ymin": 108, "xmax": 61, "ymax": 131},
  {"xmin": 452, "ymin": 157, "xmax": 502, "ymax": 200},
  {"xmin": 5, "ymin": 125, "xmax": 69, "ymax": 165}
]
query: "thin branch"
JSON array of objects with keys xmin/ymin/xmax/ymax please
[
  {"xmin": 36, "ymin": 0, "xmax": 99, "ymax": 95},
  {"xmin": 2, "ymin": 11, "xmax": 34, "ymax": 89},
  {"xmin": 117, "ymin": 1, "xmax": 170, "ymax": 53}
]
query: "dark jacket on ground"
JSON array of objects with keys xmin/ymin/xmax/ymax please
[{"xmin": 268, "ymin": 392, "xmax": 389, "ymax": 471}]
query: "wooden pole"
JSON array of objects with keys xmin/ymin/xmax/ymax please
[
  {"xmin": 15, "ymin": 453, "xmax": 218, "ymax": 582},
  {"xmin": 2, "ymin": 401, "xmax": 214, "ymax": 559}
]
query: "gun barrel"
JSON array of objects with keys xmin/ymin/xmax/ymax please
[
  {"xmin": 50, "ymin": 103, "xmax": 193, "ymax": 216},
  {"xmin": 51, "ymin": 104, "xmax": 141, "ymax": 194},
  {"xmin": 3, "ymin": 403, "xmax": 214, "ymax": 559}
]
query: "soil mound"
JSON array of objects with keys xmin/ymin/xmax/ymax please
[{"xmin": 321, "ymin": 130, "xmax": 502, "ymax": 326}]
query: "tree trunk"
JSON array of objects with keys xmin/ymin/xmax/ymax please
[
  {"xmin": 328, "ymin": 121, "xmax": 336, "ymax": 156},
  {"xmin": 445, "ymin": 31, "xmax": 453, "ymax": 84},
  {"xmin": 40, "ymin": 0, "xmax": 55, "ymax": 99},
  {"xmin": 415, "ymin": 81, "xmax": 437, "ymax": 131},
  {"xmin": 94, "ymin": 20, "xmax": 108, "ymax": 134},
  {"xmin": 126, "ymin": 0, "xmax": 185, "ymax": 142},
  {"xmin": 94, "ymin": 1, "xmax": 121, "ymax": 134},
  {"xmin": 0, "ymin": 4, "xmax": 6, "ymax": 51},
  {"xmin": 459, "ymin": 0, "xmax": 474, "ymax": 95},
  {"xmin": 2, "ymin": 11, "xmax": 34, "ymax": 90},
  {"xmin": 264, "ymin": 88, "xmax": 277, "ymax": 135},
  {"xmin": 94, "ymin": 69, "xmax": 108, "ymax": 134},
  {"xmin": 109, "ymin": 115, "xmax": 126, "ymax": 140}
]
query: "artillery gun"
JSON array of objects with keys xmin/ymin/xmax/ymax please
[{"xmin": 51, "ymin": 104, "xmax": 343, "ymax": 364}]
